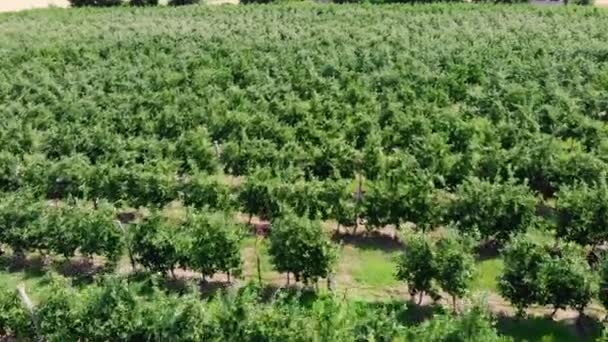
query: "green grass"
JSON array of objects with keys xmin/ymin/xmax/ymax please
[
  {"xmin": 240, "ymin": 236, "xmax": 276, "ymax": 281},
  {"xmin": 0, "ymin": 271, "xmax": 48, "ymax": 298},
  {"xmin": 349, "ymin": 248, "xmax": 400, "ymax": 288},
  {"xmin": 472, "ymin": 258, "xmax": 504, "ymax": 293},
  {"xmin": 0, "ymin": 255, "xmax": 55, "ymax": 302}
]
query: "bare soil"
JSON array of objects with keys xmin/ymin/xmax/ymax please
[
  {"xmin": 0, "ymin": 0, "xmax": 239, "ymax": 13},
  {"xmin": 0, "ymin": 0, "xmax": 69, "ymax": 12}
]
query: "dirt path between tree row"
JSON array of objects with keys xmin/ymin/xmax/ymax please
[
  {"xmin": 0, "ymin": 0, "xmax": 239, "ymax": 13},
  {"xmin": 0, "ymin": 0, "xmax": 69, "ymax": 12}
]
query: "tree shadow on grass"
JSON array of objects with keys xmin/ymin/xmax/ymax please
[
  {"xmin": 199, "ymin": 280, "xmax": 236, "ymax": 299},
  {"xmin": 357, "ymin": 299, "xmax": 445, "ymax": 326},
  {"xmin": 120, "ymin": 271, "xmax": 203, "ymax": 297},
  {"xmin": 475, "ymin": 240, "xmax": 501, "ymax": 261},
  {"xmin": 0, "ymin": 252, "xmax": 122, "ymax": 287},
  {"xmin": 496, "ymin": 313, "xmax": 602, "ymax": 342},
  {"xmin": 332, "ymin": 231, "xmax": 404, "ymax": 253},
  {"xmin": 52, "ymin": 258, "xmax": 108, "ymax": 287},
  {"xmin": 0, "ymin": 254, "xmax": 47, "ymax": 280},
  {"xmin": 255, "ymin": 283, "xmax": 322, "ymax": 306}
]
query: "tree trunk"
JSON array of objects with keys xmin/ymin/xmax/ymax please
[
  {"xmin": 227, "ymin": 271, "xmax": 231, "ymax": 283},
  {"xmin": 256, "ymin": 255, "xmax": 262, "ymax": 285},
  {"xmin": 515, "ymin": 307, "xmax": 526, "ymax": 319},
  {"xmin": 418, "ymin": 292, "xmax": 424, "ymax": 305},
  {"xmin": 248, "ymin": 213, "xmax": 252, "ymax": 225},
  {"xmin": 550, "ymin": 307, "xmax": 558, "ymax": 319},
  {"xmin": 452, "ymin": 295, "xmax": 457, "ymax": 314},
  {"xmin": 286, "ymin": 272, "xmax": 290, "ymax": 286},
  {"xmin": 336, "ymin": 223, "xmax": 340, "ymax": 235},
  {"xmin": 170, "ymin": 268, "xmax": 176, "ymax": 280},
  {"xmin": 357, "ymin": 173, "xmax": 363, "ymax": 201},
  {"xmin": 39, "ymin": 250, "xmax": 50, "ymax": 267},
  {"xmin": 576, "ymin": 308, "xmax": 586, "ymax": 331},
  {"xmin": 129, "ymin": 253, "xmax": 136, "ymax": 272},
  {"xmin": 327, "ymin": 274, "xmax": 334, "ymax": 292},
  {"xmin": 254, "ymin": 236, "xmax": 263, "ymax": 285},
  {"xmin": 354, "ymin": 173, "xmax": 362, "ymax": 233},
  {"xmin": 117, "ymin": 220, "xmax": 137, "ymax": 272},
  {"xmin": 13, "ymin": 247, "xmax": 25, "ymax": 264}
]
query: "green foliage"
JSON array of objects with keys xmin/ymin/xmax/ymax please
[
  {"xmin": 183, "ymin": 211, "xmax": 243, "ymax": 280},
  {"xmin": 36, "ymin": 277, "xmax": 80, "ymax": 342},
  {"xmin": 42, "ymin": 205, "xmax": 81, "ymax": 259},
  {"xmin": 435, "ymin": 232, "xmax": 476, "ymax": 310},
  {"xmin": 20, "ymin": 154, "xmax": 93, "ymax": 200},
  {"xmin": 409, "ymin": 305, "xmax": 509, "ymax": 342},
  {"xmin": 268, "ymin": 214, "xmax": 339, "ymax": 284},
  {"xmin": 396, "ymin": 232, "xmax": 436, "ymax": 303},
  {"xmin": 76, "ymin": 278, "xmax": 142, "ymax": 340},
  {"xmin": 498, "ymin": 235, "xmax": 549, "ymax": 316},
  {"xmin": 174, "ymin": 126, "xmax": 218, "ymax": 174},
  {"xmin": 73, "ymin": 203, "xmax": 123, "ymax": 263},
  {"xmin": 538, "ymin": 243, "xmax": 598, "ymax": 315},
  {"xmin": 555, "ymin": 181, "xmax": 608, "ymax": 246},
  {"xmin": 600, "ymin": 257, "xmax": 608, "ymax": 313},
  {"xmin": 0, "ymin": 280, "xmax": 510, "ymax": 341},
  {"xmin": 131, "ymin": 211, "xmax": 184, "ymax": 275},
  {"xmin": 238, "ymin": 169, "xmax": 281, "ymax": 221},
  {"xmin": 0, "ymin": 289, "xmax": 35, "ymax": 340},
  {"xmin": 181, "ymin": 174, "xmax": 234, "ymax": 210},
  {"xmin": 319, "ymin": 179, "xmax": 358, "ymax": 228},
  {"xmin": 0, "ymin": 191, "xmax": 45, "ymax": 254},
  {"xmin": 364, "ymin": 157, "xmax": 437, "ymax": 231},
  {"xmin": 2, "ymin": 4, "xmax": 608, "ymax": 214},
  {"xmin": 274, "ymin": 180, "xmax": 329, "ymax": 220},
  {"xmin": 449, "ymin": 177, "xmax": 537, "ymax": 244},
  {"xmin": 91, "ymin": 161, "xmax": 179, "ymax": 208},
  {"xmin": 0, "ymin": 196, "xmax": 121, "ymax": 265},
  {"xmin": 43, "ymin": 202, "xmax": 124, "ymax": 263},
  {"xmin": 0, "ymin": 6, "xmax": 608, "ymax": 339},
  {"xmin": 0, "ymin": 152, "xmax": 21, "ymax": 192}
]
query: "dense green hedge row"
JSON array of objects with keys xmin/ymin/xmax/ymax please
[
  {"xmin": 0, "ymin": 278, "xmax": 509, "ymax": 341},
  {"xmin": 498, "ymin": 235, "xmax": 600, "ymax": 318},
  {"xmin": 1, "ymin": 6, "xmax": 607, "ymax": 226},
  {"xmin": 1, "ymin": 5, "xmax": 608, "ymax": 337},
  {"xmin": 0, "ymin": 192, "xmax": 341, "ymax": 285},
  {"xmin": 1, "ymin": 5, "xmax": 607, "ymax": 194},
  {"xmin": 0, "ymin": 196, "xmax": 245, "ymax": 280},
  {"xmin": 3, "ymin": 161, "xmax": 608, "ymax": 273}
]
